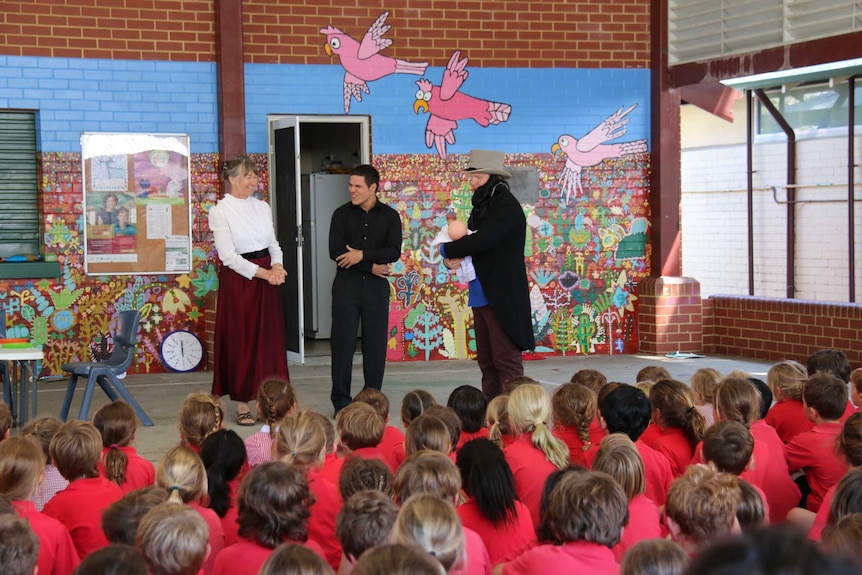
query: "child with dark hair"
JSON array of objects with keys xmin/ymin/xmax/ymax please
[
  {"xmin": 404, "ymin": 413, "xmax": 452, "ymax": 457},
  {"xmin": 569, "ymin": 369, "xmax": 608, "ymax": 394},
  {"xmin": 807, "ymin": 349, "xmax": 852, "ymax": 383},
  {"xmin": 598, "ymin": 385, "xmax": 673, "ymax": 506},
  {"xmin": 338, "ymin": 456, "xmax": 394, "ymax": 501},
  {"xmin": 0, "ymin": 514, "xmax": 41, "ymax": 575},
  {"xmin": 552, "ymin": 382, "xmax": 603, "ymax": 466},
  {"xmin": 822, "ymin": 512, "xmax": 862, "ymax": 566},
  {"xmin": 0, "ymin": 436, "xmax": 80, "ymax": 575},
  {"xmin": 102, "ymin": 485, "xmax": 168, "ymax": 545},
  {"xmin": 43, "ymin": 420, "xmax": 124, "ymax": 559},
  {"xmin": 136, "ymin": 503, "xmax": 210, "ymax": 575},
  {"xmin": 455, "ymin": 439, "xmax": 535, "ymax": 564},
  {"xmin": 646, "ymin": 379, "xmax": 706, "ymax": 478},
  {"xmin": 592, "ymin": 433, "xmax": 661, "ymax": 561},
  {"xmin": 200, "ymin": 428, "xmax": 247, "ymax": 554},
  {"xmin": 748, "ymin": 378, "xmax": 773, "ymax": 420},
  {"xmin": 424, "ymin": 405, "xmax": 462, "ymax": 456},
  {"xmin": 212, "ymin": 461, "xmax": 323, "ymax": 575},
  {"xmin": 498, "ymin": 471, "xmax": 628, "ymax": 575},
  {"xmin": 336, "ymin": 490, "xmax": 399, "ymax": 573},
  {"xmin": 354, "ymin": 388, "xmax": 404, "ymax": 463},
  {"xmin": 73, "ymin": 545, "xmax": 148, "ymax": 575},
  {"xmin": 786, "ymin": 373, "xmax": 851, "ymax": 512},
  {"xmin": 736, "ymin": 478, "xmax": 768, "ymax": 531},
  {"xmin": 620, "ymin": 539, "xmax": 688, "ymax": 575},
  {"xmin": 702, "ymin": 420, "xmax": 755, "ymax": 476},
  {"xmin": 447, "ymin": 385, "xmax": 489, "ymax": 451},
  {"xmin": 244, "ymin": 378, "xmax": 296, "ymax": 467},
  {"xmin": 20, "ymin": 416, "xmax": 68, "ymax": 510},
  {"xmin": 93, "ymin": 401, "xmax": 155, "ymax": 494}
]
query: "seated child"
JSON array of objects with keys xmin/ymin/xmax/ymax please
[
  {"xmin": 598, "ymin": 385, "xmax": 674, "ymax": 506},
  {"xmin": 592, "ymin": 433, "xmax": 661, "ymax": 561},
  {"xmin": 309, "ymin": 411, "xmax": 343, "ymax": 487},
  {"xmin": 0, "ymin": 514, "xmax": 40, "ymax": 575},
  {"xmin": 94, "ymin": 401, "xmax": 155, "ymax": 494},
  {"xmin": 786, "ymin": 372, "xmax": 851, "ymax": 512},
  {"xmin": 389, "ymin": 390, "xmax": 437, "ymax": 469},
  {"xmin": 259, "ymin": 543, "xmax": 335, "ymax": 575},
  {"xmin": 43, "ymin": 420, "xmax": 125, "ymax": 559},
  {"xmin": 851, "ymin": 368, "xmax": 862, "ymax": 409},
  {"xmin": 20, "ymin": 416, "xmax": 68, "ymax": 510},
  {"xmin": 354, "ymin": 388, "xmax": 404, "ymax": 462},
  {"xmin": 766, "ymin": 360, "xmax": 813, "ymax": 443},
  {"xmin": 74, "ymin": 545, "xmax": 147, "ymax": 575},
  {"xmin": 447, "ymin": 385, "xmax": 489, "ymax": 451},
  {"xmin": 404, "ymin": 413, "xmax": 452, "ymax": 458},
  {"xmin": 499, "ymin": 471, "xmax": 627, "ymax": 575},
  {"xmin": 244, "ymin": 378, "xmax": 296, "ymax": 467},
  {"xmin": 569, "ymin": 369, "xmax": 608, "ymax": 395},
  {"xmin": 335, "ymin": 490, "xmax": 399, "ymax": 575},
  {"xmin": 806, "ymin": 349, "xmax": 856, "ymax": 421},
  {"xmin": 691, "ymin": 368, "xmax": 722, "ymax": 428},
  {"xmin": 736, "ymin": 478, "xmax": 768, "ymax": 531},
  {"xmin": 136, "ymin": 502, "xmax": 209, "ymax": 575},
  {"xmin": 486, "ymin": 395, "xmax": 514, "ymax": 450},
  {"xmin": 351, "ymin": 544, "xmax": 445, "ymax": 575},
  {"xmin": 424, "ymin": 405, "xmax": 462, "ymax": 458},
  {"xmin": 338, "ymin": 456, "xmax": 395, "ymax": 501},
  {"xmin": 552, "ymin": 382, "xmax": 601, "ymax": 466},
  {"xmin": 665, "ymin": 465, "xmax": 740, "ymax": 556},
  {"xmin": 102, "ymin": 485, "xmax": 169, "ymax": 545},
  {"xmin": 178, "ymin": 392, "xmax": 224, "ymax": 452},
  {"xmin": 200, "ymin": 429, "xmax": 246, "ymax": 561},
  {"xmin": 619, "ymin": 539, "xmax": 688, "ymax": 575},
  {"xmin": 393, "ymin": 494, "xmax": 466, "ymax": 573},
  {"xmin": 647, "ymin": 379, "xmax": 706, "ymax": 477},
  {"xmin": 211, "ymin": 461, "xmax": 325, "ymax": 575},
  {"xmin": 335, "ymin": 403, "xmax": 389, "ymax": 468},
  {"xmin": 432, "ymin": 219, "xmax": 475, "ymax": 283}
]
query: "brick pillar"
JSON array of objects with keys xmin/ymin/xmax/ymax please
[
  {"xmin": 204, "ymin": 291, "xmax": 217, "ymax": 371},
  {"xmin": 637, "ymin": 277, "xmax": 703, "ymax": 355}
]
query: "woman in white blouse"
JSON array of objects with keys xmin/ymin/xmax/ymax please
[{"xmin": 208, "ymin": 155, "xmax": 290, "ymax": 425}]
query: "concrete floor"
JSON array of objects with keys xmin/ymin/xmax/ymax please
[{"xmin": 19, "ymin": 348, "xmax": 773, "ymax": 464}]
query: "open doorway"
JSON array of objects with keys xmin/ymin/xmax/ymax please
[{"xmin": 267, "ymin": 115, "xmax": 371, "ymax": 364}]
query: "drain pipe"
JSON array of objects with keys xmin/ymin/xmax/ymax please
[
  {"xmin": 754, "ymin": 89, "xmax": 796, "ymax": 299},
  {"xmin": 746, "ymin": 90, "xmax": 755, "ymax": 296},
  {"xmin": 850, "ymin": 76, "xmax": 857, "ymax": 302}
]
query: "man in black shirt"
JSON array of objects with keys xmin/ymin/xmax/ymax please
[{"xmin": 329, "ymin": 164, "xmax": 403, "ymax": 415}]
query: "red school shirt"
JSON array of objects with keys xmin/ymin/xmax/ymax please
[
  {"xmin": 504, "ymin": 433, "xmax": 560, "ymax": 527},
  {"xmin": 189, "ymin": 502, "xmax": 225, "ymax": 575},
  {"xmin": 635, "ymin": 439, "xmax": 674, "ymax": 506},
  {"xmin": 378, "ymin": 425, "xmax": 406, "ymax": 462},
  {"xmin": 786, "ymin": 422, "xmax": 848, "ymax": 512},
  {"xmin": 318, "ymin": 451, "xmax": 346, "ymax": 488},
  {"xmin": 651, "ymin": 426, "xmax": 694, "ymax": 478},
  {"xmin": 306, "ymin": 468, "xmax": 343, "ymax": 570},
  {"xmin": 808, "ymin": 483, "xmax": 837, "ymax": 541},
  {"xmin": 612, "ymin": 494, "xmax": 662, "ymax": 562},
  {"xmin": 98, "ymin": 445, "xmax": 155, "ymax": 494},
  {"xmin": 456, "ymin": 498, "xmax": 535, "ymax": 565},
  {"xmin": 501, "ymin": 540, "xmax": 620, "ymax": 575},
  {"xmin": 750, "ymin": 420, "xmax": 801, "ymax": 523},
  {"xmin": 456, "ymin": 428, "xmax": 491, "ymax": 452},
  {"xmin": 349, "ymin": 446, "xmax": 395, "ymax": 473},
  {"xmin": 211, "ymin": 538, "xmax": 325, "ymax": 575},
  {"xmin": 553, "ymin": 424, "xmax": 598, "ymax": 467},
  {"xmin": 450, "ymin": 527, "xmax": 493, "ymax": 575},
  {"xmin": 12, "ymin": 499, "xmax": 80, "ymax": 575},
  {"xmin": 42, "ymin": 476, "xmax": 124, "ymax": 559},
  {"xmin": 765, "ymin": 399, "xmax": 814, "ymax": 443}
]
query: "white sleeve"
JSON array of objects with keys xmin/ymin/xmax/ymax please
[
  {"xmin": 208, "ymin": 204, "xmax": 259, "ymax": 280},
  {"xmin": 262, "ymin": 202, "xmax": 284, "ymax": 266}
]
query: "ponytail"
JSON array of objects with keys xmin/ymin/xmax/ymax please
[
  {"xmin": 103, "ymin": 445, "xmax": 129, "ymax": 487},
  {"xmin": 651, "ymin": 379, "xmax": 706, "ymax": 449},
  {"xmin": 531, "ymin": 422, "xmax": 570, "ymax": 470},
  {"xmin": 683, "ymin": 405, "xmax": 707, "ymax": 447},
  {"xmin": 488, "ymin": 420, "xmax": 503, "ymax": 450},
  {"xmin": 167, "ymin": 485, "xmax": 184, "ymax": 504}
]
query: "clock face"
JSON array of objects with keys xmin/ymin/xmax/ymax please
[{"xmin": 160, "ymin": 330, "xmax": 204, "ymax": 373}]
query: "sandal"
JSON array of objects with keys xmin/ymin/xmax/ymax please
[{"xmin": 236, "ymin": 412, "xmax": 255, "ymax": 426}]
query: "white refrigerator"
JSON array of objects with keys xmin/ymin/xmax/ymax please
[{"xmin": 301, "ymin": 173, "xmax": 350, "ymax": 339}]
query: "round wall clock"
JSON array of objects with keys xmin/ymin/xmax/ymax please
[{"xmin": 160, "ymin": 330, "xmax": 205, "ymax": 373}]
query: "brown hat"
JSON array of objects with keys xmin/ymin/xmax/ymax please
[{"xmin": 463, "ymin": 149, "xmax": 511, "ymax": 179}]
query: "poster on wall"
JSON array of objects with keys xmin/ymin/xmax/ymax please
[{"xmin": 81, "ymin": 133, "xmax": 192, "ymax": 275}]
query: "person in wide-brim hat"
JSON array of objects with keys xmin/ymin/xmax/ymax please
[{"xmin": 463, "ymin": 149, "xmax": 511, "ymax": 180}]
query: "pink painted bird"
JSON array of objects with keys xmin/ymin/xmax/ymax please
[
  {"xmin": 552, "ymin": 104, "xmax": 648, "ymax": 202},
  {"xmin": 413, "ymin": 51, "xmax": 512, "ymax": 158},
  {"xmin": 321, "ymin": 12, "xmax": 428, "ymax": 113}
]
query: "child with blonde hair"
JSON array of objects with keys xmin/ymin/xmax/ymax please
[
  {"xmin": 259, "ymin": 543, "xmax": 335, "ymax": 575},
  {"xmin": 503, "ymin": 383, "xmax": 570, "ymax": 526},
  {"xmin": 552, "ymin": 382, "xmax": 602, "ymax": 466},
  {"xmin": 592, "ymin": 433, "xmax": 661, "ymax": 561},
  {"xmin": 157, "ymin": 445, "xmax": 225, "ymax": 573},
  {"xmin": 691, "ymin": 368, "xmax": 721, "ymax": 428},
  {"xmin": 245, "ymin": 378, "xmax": 296, "ymax": 467},
  {"xmin": 646, "ymin": 379, "xmax": 706, "ymax": 477},
  {"xmin": 43, "ymin": 419, "xmax": 124, "ymax": 559},
  {"xmin": 178, "ymin": 392, "xmax": 224, "ymax": 451},
  {"xmin": 765, "ymin": 360, "xmax": 812, "ymax": 443},
  {"xmin": 665, "ymin": 465, "xmax": 740, "ymax": 555},
  {"xmin": 0, "ymin": 435, "xmax": 80, "ymax": 575},
  {"xmin": 394, "ymin": 495, "xmax": 465, "ymax": 573},
  {"xmin": 620, "ymin": 539, "xmax": 688, "ymax": 575},
  {"xmin": 136, "ymin": 502, "xmax": 210, "ymax": 575},
  {"xmin": 20, "ymin": 416, "xmax": 68, "ymax": 510},
  {"xmin": 354, "ymin": 388, "xmax": 404, "ymax": 463},
  {"xmin": 486, "ymin": 395, "xmax": 513, "ymax": 449},
  {"xmin": 94, "ymin": 400, "xmax": 155, "ymax": 493},
  {"xmin": 335, "ymin": 402, "xmax": 388, "ymax": 464},
  {"xmin": 273, "ymin": 410, "xmax": 343, "ymax": 570}
]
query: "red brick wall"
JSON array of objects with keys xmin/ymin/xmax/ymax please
[
  {"xmin": 1, "ymin": 0, "xmax": 650, "ymax": 68},
  {"xmin": 705, "ymin": 296, "xmax": 862, "ymax": 366},
  {"xmin": 637, "ymin": 277, "xmax": 703, "ymax": 355}
]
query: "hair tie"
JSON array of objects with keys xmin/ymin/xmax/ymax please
[
  {"xmin": 169, "ymin": 486, "xmax": 182, "ymax": 493},
  {"xmin": 290, "ymin": 450, "xmax": 297, "ymax": 457},
  {"xmin": 686, "ymin": 406, "xmax": 696, "ymax": 415},
  {"xmin": 110, "ymin": 444, "xmax": 119, "ymax": 449}
]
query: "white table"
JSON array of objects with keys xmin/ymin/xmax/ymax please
[{"xmin": 0, "ymin": 346, "xmax": 44, "ymax": 426}]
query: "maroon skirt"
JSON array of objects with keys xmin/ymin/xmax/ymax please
[{"xmin": 212, "ymin": 254, "xmax": 290, "ymax": 402}]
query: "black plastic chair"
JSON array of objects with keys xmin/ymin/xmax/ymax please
[{"xmin": 60, "ymin": 309, "xmax": 153, "ymax": 425}]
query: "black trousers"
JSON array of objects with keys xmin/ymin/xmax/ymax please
[{"xmin": 330, "ymin": 271, "xmax": 390, "ymax": 411}]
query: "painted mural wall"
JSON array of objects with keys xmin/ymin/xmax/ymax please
[{"xmin": 0, "ymin": 9, "xmax": 651, "ymax": 376}]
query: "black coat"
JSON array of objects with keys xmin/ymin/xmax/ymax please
[{"xmin": 443, "ymin": 184, "xmax": 535, "ymax": 351}]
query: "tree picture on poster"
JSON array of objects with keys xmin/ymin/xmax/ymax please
[{"xmin": 81, "ymin": 133, "xmax": 192, "ymax": 275}]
